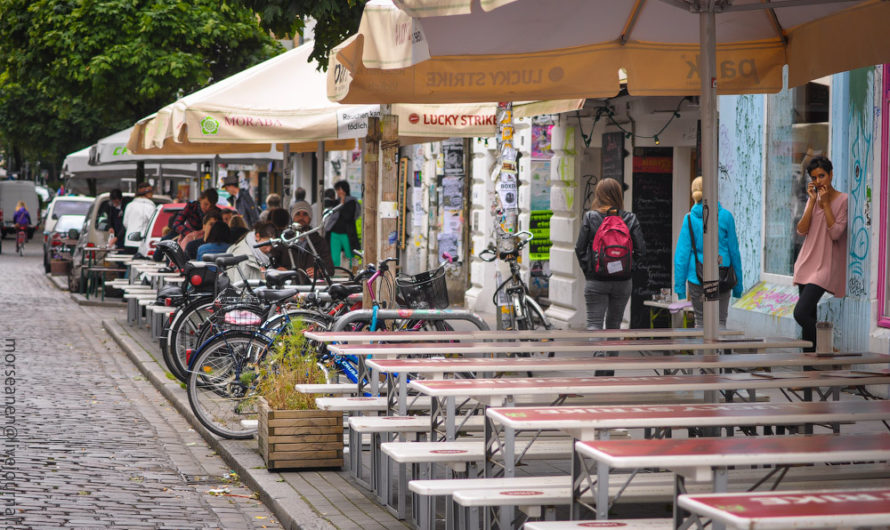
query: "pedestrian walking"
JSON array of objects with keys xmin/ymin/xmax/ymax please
[
  {"xmin": 674, "ymin": 176, "xmax": 744, "ymax": 328},
  {"xmin": 325, "ymin": 180, "xmax": 360, "ymax": 268},
  {"xmin": 792, "ymin": 156, "xmax": 848, "ymax": 352},
  {"xmin": 574, "ymin": 178, "xmax": 646, "ymax": 331},
  {"xmin": 222, "ymin": 175, "xmax": 259, "ymax": 227},
  {"xmin": 99, "ymin": 189, "xmax": 125, "ymax": 249},
  {"xmin": 122, "ymin": 182, "xmax": 156, "ymax": 254}
]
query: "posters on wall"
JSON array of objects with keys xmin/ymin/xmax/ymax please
[
  {"xmin": 441, "ymin": 176, "xmax": 463, "ymax": 209},
  {"xmin": 532, "ymin": 124, "xmax": 554, "ymax": 159},
  {"xmin": 443, "ymin": 141, "xmax": 464, "ymax": 175},
  {"xmin": 530, "ymin": 160, "xmax": 551, "ymax": 211},
  {"xmin": 496, "ymin": 171, "xmax": 518, "ymax": 211}
]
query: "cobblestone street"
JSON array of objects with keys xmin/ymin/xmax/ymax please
[{"xmin": 0, "ymin": 240, "xmax": 282, "ymax": 529}]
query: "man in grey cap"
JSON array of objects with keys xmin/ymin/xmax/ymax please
[
  {"xmin": 270, "ymin": 200, "xmax": 333, "ymax": 281},
  {"xmin": 222, "ymin": 174, "xmax": 259, "ymax": 228}
]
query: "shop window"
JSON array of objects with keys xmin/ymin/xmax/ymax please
[{"xmin": 763, "ymin": 76, "xmax": 830, "ymax": 277}]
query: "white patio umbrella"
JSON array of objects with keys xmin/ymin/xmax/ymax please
[
  {"xmin": 92, "ymin": 127, "xmax": 282, "ymax": 165},
  {"xmin": 127, "ymin": 39, "xmax": 571, "ymax": 154},
  {"xmin": 62, "ymin": 146, "xmax": 197, "ymax": 180},
  {"xmin": 327, "ymin": 0, "xmax": 890, "ymax": 338}
]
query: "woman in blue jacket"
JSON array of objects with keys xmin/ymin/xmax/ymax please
[{"xmin": 674, "ymin": 177, "xmax": 744, "ymax": 327}]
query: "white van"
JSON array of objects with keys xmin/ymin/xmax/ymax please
[{"xmin": 0, "ymin": 180, "xmax": 40, "ymax": 238}]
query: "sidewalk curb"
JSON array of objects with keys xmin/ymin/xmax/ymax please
[{"xmin": 102, "ymin": 319, "xmax": 335, "ymax": 530}]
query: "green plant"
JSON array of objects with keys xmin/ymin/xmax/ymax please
[{"xmin": 254, "ymin": 320, "xmax": 327, "ymax": 410}]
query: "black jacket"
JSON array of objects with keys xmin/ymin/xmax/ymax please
[{"xmin": 574, "ymin": 209, "xmax": 646, "ymax": 281}]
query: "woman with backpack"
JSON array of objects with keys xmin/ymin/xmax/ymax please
[
  {"xmin": 575, "ymin": 178, "xmax": 646, "ymax": 331},
  {"xmin": 673, "ymin": 176, "xmax": 744, "ymax": 327}
]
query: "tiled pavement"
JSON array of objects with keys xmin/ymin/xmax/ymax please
[{"xmin": 1, "ymin": 241, "xmax": 281, "ymax": 529}]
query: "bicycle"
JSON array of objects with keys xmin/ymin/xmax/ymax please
[
  {"xmin": 15, "ymin": 224, "xmax": 27, "ymax": 256},
  {"xmin": 185, "ymin": 252, "xmax": 455, "ymax": 439},
  {"xmin": 479, "ymin": 230, "xmax": 553, "ymax": 331}
]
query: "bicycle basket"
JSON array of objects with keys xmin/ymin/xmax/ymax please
[{"xmin": 396, "ymin": 267, "xmax": 449, "ymax": 309}]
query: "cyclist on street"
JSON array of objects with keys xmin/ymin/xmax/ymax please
[{"xmin": 13, "ymin": 200, "xmax": 31, "ymax": 238}]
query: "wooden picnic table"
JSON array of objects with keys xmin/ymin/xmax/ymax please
[
  {"xmin": 370, "ymin": 352, "xmax": 890, "ymax": 416},
  {"xmin": 304, "ymin": 327, "xmax": 744, "ymax": 343},
  {"xmin": 678, "ymin": 487, "xmax": 890, "ymax": 529},
  {"xmin": 574, "ymin": 433, "xmax": 890, "ymax": 525}
]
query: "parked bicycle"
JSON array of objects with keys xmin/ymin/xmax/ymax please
[{"xmin": 478, "ymin": 230, "xmax": 553, "ymax": 331}]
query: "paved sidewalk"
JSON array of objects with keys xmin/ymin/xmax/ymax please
[{"xmin": 103, "ymin": 317, "xmax": 409, "ymax": 530}]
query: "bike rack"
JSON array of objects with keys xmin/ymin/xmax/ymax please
[{"xmin": 329, "ymin": 309, "xmax": 490, "ymax": 394}]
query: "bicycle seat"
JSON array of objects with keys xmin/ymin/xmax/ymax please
[
  {"xmin": 328, "ymin": 283, "xmax": 363, "ymax": 300},
  {"xmin": 214, "ymin": 255, "xmax": 247, "ymax": 268},
  {"xmin": 256, "ymin": 287, "xmax": 301, "ymax": 304},
  {"xmin": 202, "ymin": 253, "xmax": 232, "ymax": 263},
  {"xmin": 265, "ymin": 269, "xmax": 301, "ymax": 287}
]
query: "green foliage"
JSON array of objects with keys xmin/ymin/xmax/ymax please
[
  {"xmin": 238, "ymin": 0, "xmax": 366, "ymax": 70},
  {"xmin": 0, "ymin": 0, "xmax": 283, "ymax": 173},
  {"xmin": 254, "ymin": 320, "xmax": 327, "ymax": 410}
]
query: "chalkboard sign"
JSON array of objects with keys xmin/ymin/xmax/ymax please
[
  {"xmin": 630, "ymin": 147, "xmax": 673, "ymax": 329},
  {"xmin": 601, "ymin": 131, "xmax": 625, "ymax": 185}
]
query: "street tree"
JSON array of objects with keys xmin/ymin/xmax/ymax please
[
  {"xmin": 0, "ymin": 0, "xmax": 282, "ymax": 179},
  {"xmin": 238, "ymin": 0, "xmax": 366, "ymax": 70}
]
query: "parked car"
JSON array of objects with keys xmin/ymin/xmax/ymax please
[
  {"xmin": 0, "ymin": 180, "xmax": 40, "ymax": 239},
  {"xmin": 43, "ymin": 214, "xmax": 85, "ymax": 273},
  {"xmin": 43, "ymin": 195, "xmax": 93, "ymax": 234},
  {"xmin": 68, "ymin": 192, "xmax": 171, "ymax": 293},
  {"xmin": 129, "ymin": 202, "xmax": 185, "ymax": 258}
]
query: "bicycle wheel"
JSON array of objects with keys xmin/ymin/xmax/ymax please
[
  {"xmin": 165, "ymin": 297, "xmax": 215, "ymax": 381},
  {"xmin": 264, "ymin": 309, "xmax": 335, "ymax": 377},
  {"xmin": 187, "ymin": 331, "xmax": 272, "ymax": 439},
  {"xmin": 524, "ymin": 299, "xmax": 553, "ymax": 331}
]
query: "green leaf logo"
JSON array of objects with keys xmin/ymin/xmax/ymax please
[{"xmin": 201, "ymin": 116, "xmax": 220, "ymax": 135}]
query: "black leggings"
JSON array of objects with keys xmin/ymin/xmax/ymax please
[{"xmin": 794, "ymin": 283, "xmax": 826, "ymax": 353}]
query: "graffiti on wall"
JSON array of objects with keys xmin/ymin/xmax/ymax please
[
  {"xmin": 733, "ymin": 281, "xmax": 798, "ymax": 318},
  {"xmin": 557, "ymin": 126, "xmax": 576, "ymax": 211},
  {"xmin": 846, "ymin": 68, "xmax": 874, "ymax": 298},
  {"xmin": 718, "ymin": 94, "xmax": 765, "ymax": 293}
]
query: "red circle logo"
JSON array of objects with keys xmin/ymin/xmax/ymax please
[
  {"xmin": 408, "ymin": 113, "xmax": 419, "ymax": 124},
  {"xmin": 500, "ymin": 490, "xmax": 544, "ymax": 496},
  {"xmin": 431, "ymin": 449, "xmax": 467, "ymax": 454}
]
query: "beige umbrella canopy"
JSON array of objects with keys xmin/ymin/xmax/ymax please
[
  {"xmin": 128, "ymin": 39, "xmax": 572, "ymax": 155},
  {"xmin": 329, "ymin": 0, "xmax": 890, "ymax": 103},
  {"xmin": 327, "ymin": 0, "xmax": 890, "ymax": 339}
]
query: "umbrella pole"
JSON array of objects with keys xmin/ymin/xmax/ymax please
[{"xmin": 700, "ymin": 6, "xmax": 719, "ymax": 341}]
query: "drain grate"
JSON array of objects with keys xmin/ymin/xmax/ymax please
[{"xmin": 181, "ymin": 473, "xmax": 228, "ymax": 485}]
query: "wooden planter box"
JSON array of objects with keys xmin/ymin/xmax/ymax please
[
  {"xmin": 257, "ymin": 398, "xmax": 343, "ymax": 471},
  {"xmin": 50, "ymin": 259, "xmax": 71, "ymax": 276}
]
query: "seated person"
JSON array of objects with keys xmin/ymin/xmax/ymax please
[
  {"xmin": 270, "ymin": 201, "xmax": 333, "ymax": 282},
  {"xmin": 183, "ymin": 211, "xmax": 222, "ymax": 260},
  {"xmin": 225, "ymin": 221, "xmax": 277, "ymax": 283},
  {"xmin": 196, "ymin": 221, "xmax": 231, "ymax": 261},
  {"xmin": 269, "ymin": 207, "xmax": 291, "ymax": 232},
  {"xmin": 228, "ymin": 213, "xmax": 249, "ymax": 243}
]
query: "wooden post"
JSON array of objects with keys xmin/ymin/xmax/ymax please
[
  {"xmin": 379, "ymin": 112, "xmax": 400, "ymax": 309},
  {"xmin": 363, "ymin": 118, "xmax": 381, "ymax": 309}
]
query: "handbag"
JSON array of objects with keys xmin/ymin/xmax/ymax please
[{"xmin": 686, "ymin": 216, "xmax": 737, "ymax": 292}]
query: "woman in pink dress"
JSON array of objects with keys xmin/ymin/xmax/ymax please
[{"xmin": 792, "ymin": 156, "xmax": 847, "ymax": 352}]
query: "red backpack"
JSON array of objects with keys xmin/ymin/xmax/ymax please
[{"xmin": 591, "ymin": 211, "xmax": 633, "ymax": 280}]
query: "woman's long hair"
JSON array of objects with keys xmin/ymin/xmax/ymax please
[{"xmin": 592, "ymin": 178, "xmax": 624, "ymax": 213}]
